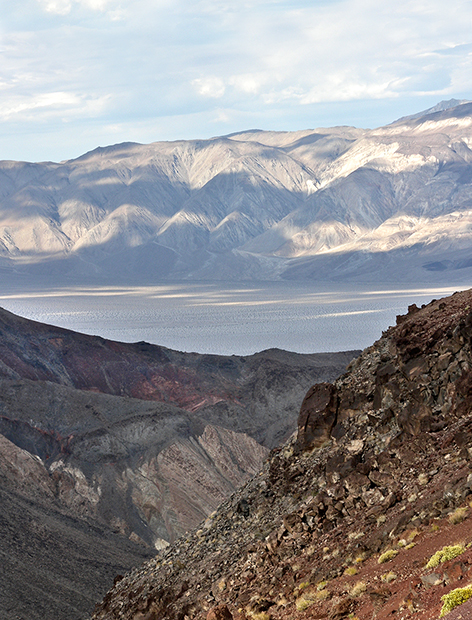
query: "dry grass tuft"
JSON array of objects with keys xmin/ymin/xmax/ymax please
[
  {"xmin": 449, "ymin": 507, "xmax": 468, "ymax": 525},
  {"xmin": 350, "ymin": 581, "xmax": 367, "ymax": 597},
  {"xmin": 378, "ymin": 549, "xmax": 399, "ymax": 564}
]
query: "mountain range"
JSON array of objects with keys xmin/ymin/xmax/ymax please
[{"xmin": 2, "ymin": 99, "xmax": 472, "ymax": 284}]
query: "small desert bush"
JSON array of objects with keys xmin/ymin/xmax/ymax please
[
  {"xmin": 350, "ymin": 581, "xmax": 367, "ymax": 597},
  {"xmin": 426, "ymin": 544, "xmax": 465, "ymax": 569},
  {"xmin": 381, "ymin": 571, "xmax": 397, "ymax": 583},
  {"xmin": 378, "ymin": 549, "xmax": 399, "ymax": 564},
  {"xmin": 449, "ymin": 507, "xmax": 468, "ymax": 524},
  {"xmin": 344, "ymin": 567, "xmax": 358, "ymax": 576},
  {"xmin": 295, "ymin": 597, "xmax": 313, "ymax": 612},
  {"xmin": 295, "ymin": 586, "xmax": 329, "ymax": 611},
  {"xmin": 246, "ymin": 612, "xmax": 270, "ymax": 620},
  {"xmin": 439, "ymin": 585, "xmax": 472, "ymax": 617}
]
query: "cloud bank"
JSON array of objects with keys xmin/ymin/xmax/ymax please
[{"xmin": 0, "ymin": 0, "xmax": 471, "ymax": 161}]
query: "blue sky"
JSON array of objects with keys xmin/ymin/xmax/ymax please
[{"xmin": 1, "ymin": 0, "xmax": 472, "ymax": 162}]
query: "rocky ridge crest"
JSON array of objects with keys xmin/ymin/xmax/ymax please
[{"xmin": 91, "ymin": 288, "xmax": 472, "ymax": 620}]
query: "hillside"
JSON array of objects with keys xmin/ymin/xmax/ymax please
[
  {"xmin": 2, "ymin": 101, "xmax": 472, "ymax": 284},
  {"xmin": 91, "ymin": 287, "xmax": 472, "ymax": 620},
  {"xmin": 0, "ymin": 307, "xmax": 356, "ymax": 619}
]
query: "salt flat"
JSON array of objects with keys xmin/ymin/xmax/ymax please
[{"xmin": 0, "ymin": 281, "xmax": 468, "ymax": 355}]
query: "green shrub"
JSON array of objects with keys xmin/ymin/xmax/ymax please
[
  {"xmin": 440, "ymin": 585, "xmax": 472, "ymax": 617},
  {"xmin": 295, "ymin": 597, "xmax": 313, "ymax": 611},
  {"xmin": 378, "ymin": 549, "xmax": 399, "ymax": 564},
  {"xmin": 426, "ymin": 544, "xmax": 465, "ymax": 569}
]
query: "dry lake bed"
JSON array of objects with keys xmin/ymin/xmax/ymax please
[{"xmin": 0, "ymin": 281, "xmax": 468, "ymax": 355}]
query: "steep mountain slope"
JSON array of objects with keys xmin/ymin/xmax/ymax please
[
  {"xmin": 0, "ymin": 307, "xmax": 356, "ymax": 619},
  {"xmin": 0, "ymin": 378, "xmax": 269, "ymax": 545},
  {"xmin": 1, "ymin": 433, "xmax": 153, "ymax": 620},
  {"xmin": 2, "ymin": 101, "xmax": 472, "ymax": 283},
  {"xmin": 90, "ymin": 287, "xmax": 472, "ymax": 620}
]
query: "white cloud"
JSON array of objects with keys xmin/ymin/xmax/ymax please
[
  {"xmin": 0, "ymin": 91, "xmax": 111, "ymax": 121},
  {"xmin": 187, "ymin": 0, "xmax": 472, "ymax": 108},
  {"xmin": 37, "ymin": 0, "xmax": 72, "ymax": 15},
  {"xmin": 229, "ymin": 73, "xmax": 268, "ymax": 95},
  {"xmin": 192, "ymin": 76, "xmax": 226, "ymax": 98},
  {"xmin": 36, "ymin": 0, "xmax": 120, "ymax": 15},
  {"xmin": 1, "ymin": 0, "xmax": 472, "ymax": 161}
]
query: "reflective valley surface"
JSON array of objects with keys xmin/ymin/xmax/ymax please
[{"xmin": 1, "ymin": 280, "xmax": 468, "ymax": 355}]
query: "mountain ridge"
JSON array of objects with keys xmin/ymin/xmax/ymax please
[{"xmin": 2, "ymin": 101, "xmax": 472, "ymax": 284}]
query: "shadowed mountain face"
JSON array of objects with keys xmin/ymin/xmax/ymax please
[
  {"xmin": 2, "ymin": 101, "xmax": 472, "ymax": 284},
  {"xmin": 0, "ymin": 307, "xmax": 356, "ymax": 620},
  {"xmin": 91, "ymin": 287, "xmax": 472, "ymax": 620},
  {"xmin": 0, "ymin": 443, "xmax": 154, "ymax": 620}
]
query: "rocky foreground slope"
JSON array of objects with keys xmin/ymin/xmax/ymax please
[
  {"xmin": 0, "ymin": 307, "xmax": 355, "ymax": 619},
  {"xmin": 91, "ymin": 288, "xmax": 472, "ymax": 620}
]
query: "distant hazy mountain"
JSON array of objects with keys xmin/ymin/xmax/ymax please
[
  {"xmin": 2, "ymin": 100, "xmax": 472, "ymax": 283},
  {"xmin": 393, "ymin": 97, "xmax": 471, "ymax": 122}
]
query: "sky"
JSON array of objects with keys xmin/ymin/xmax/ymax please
[{"xmin": 1, "ymin": 0, "xmax": 472, "ymax": 163}]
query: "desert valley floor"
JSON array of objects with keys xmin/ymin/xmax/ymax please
[{"xmin": 0, "ymin": 280, "xmax": 469, "ymax": 355}]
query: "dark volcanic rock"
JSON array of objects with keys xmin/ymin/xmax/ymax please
[
  {"xmin": 296, "ymin": 382, "xmax": 338, "ymax": 451},
  {"xmin": 90, "ymin": 288, "xmax": 472, "ymax": 620}
]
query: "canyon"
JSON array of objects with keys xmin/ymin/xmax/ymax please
[{"xmin": 0, "ymin": 306, "xmax": 355, "ymax": 620}]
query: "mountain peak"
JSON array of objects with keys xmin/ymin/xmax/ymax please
[{"xmin": 392, "ymin": 98, "xmax": 472, "ymax": 124}]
